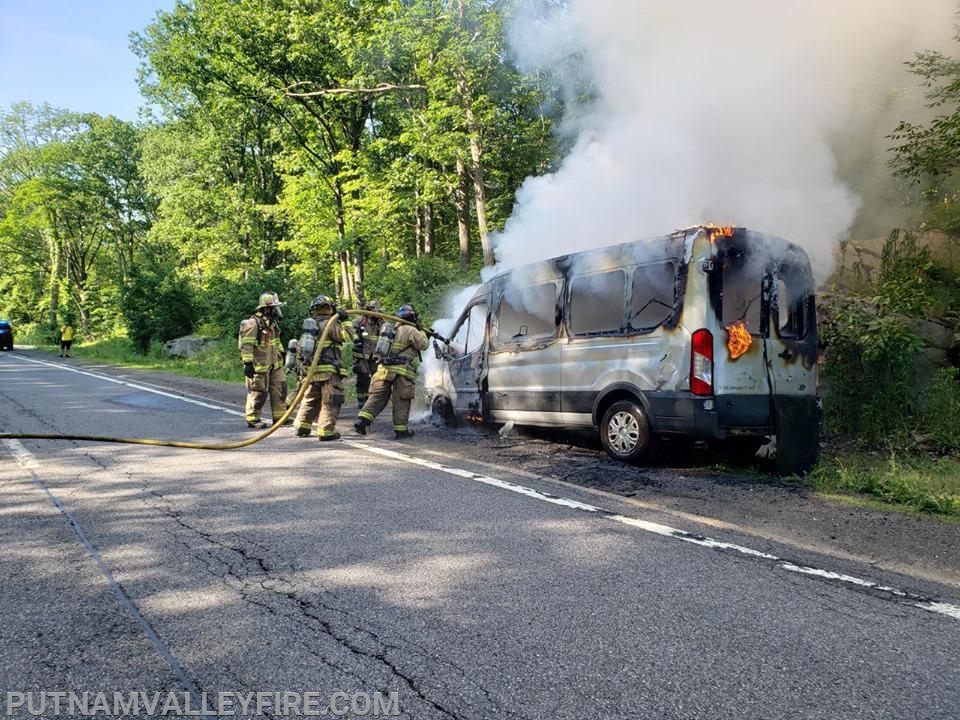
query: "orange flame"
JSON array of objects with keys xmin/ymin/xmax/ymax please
[
  {"xmin": 706, "ymin": 224, "xmax": 735, "ymax": 243},
  {"xmin": 726, "ymin": 321, "xmax": 752, "ymax": 359}
]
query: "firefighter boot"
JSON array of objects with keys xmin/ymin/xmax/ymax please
[
  {"xmin": 296, "ymin": 427, "xmax": 311, "ymax": 438},
  {"xmin": 394, "ymin": 429, "xmax": 415, "ymax": 440},
  {"xmin": 319, "ymin": 432, "xmax": 342, "ymax": 442},
  {"xmin": 353, "ymin": 418, "xmax": 369, "ymax": 436}
]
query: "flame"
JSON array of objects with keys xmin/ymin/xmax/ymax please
[
  {"xmin": 726, "ymin": 321, "xmax": 752, "ymax": 359},
  {"xmin": 467, "ymin": 410, "xmax": 484, "ymax": 424},
  {"xmin": 706, "ymin": 223, "xmax": 735, "ymax": 243}
]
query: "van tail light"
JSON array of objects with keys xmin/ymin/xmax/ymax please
[{"xmin": 691, "ymin": 329, "xmax": 714, "ymax": 396}]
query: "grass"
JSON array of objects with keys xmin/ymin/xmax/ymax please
[{"xmin": 810, "ymin": 446, "xmax": 960, "ymax": 519}]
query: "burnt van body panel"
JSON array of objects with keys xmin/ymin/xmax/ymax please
[{"xmin": 429, "ymin": 226, "xmax": 820, "ymax": 473}]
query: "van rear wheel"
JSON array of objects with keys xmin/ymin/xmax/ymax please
[{"xmin": 600, "ymin": 400, "xmax": 653, "ymax": 463}]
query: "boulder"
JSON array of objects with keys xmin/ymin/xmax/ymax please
[
  {"xmin": 909, "ymin": 319, "xmax": 954, "ymax": 349},
  {"xmin": 162, "ymin": 335, "xmax": 217, "ymax": 358}
]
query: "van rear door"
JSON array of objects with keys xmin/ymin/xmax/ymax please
[{"xmin": 710, "ymin": 242, "xmax": 773, "ymax": 430}]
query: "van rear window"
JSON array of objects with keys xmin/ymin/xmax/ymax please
[
  {"xmin": 720, "ymin": 251, "xmax": 763, "ymax": 334},
  {"xmin": 495, "ymin": 282, "xmax": 558, "ymax": 345},
  {"xmin": 776, "ymin": 262, "xmax": 812, "ymax": 340},
  {"xmin": 569, "ymin": 271, "xmax": 626, "ymax": 335}
]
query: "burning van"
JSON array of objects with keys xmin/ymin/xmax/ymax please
[{"xmin": 427, "ymin": 225, "xmax": 820, "ymax": 475}]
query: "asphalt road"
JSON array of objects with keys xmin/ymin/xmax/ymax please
[{"xmin": 1, "ymin": 351, "xmax": 959, "ymax": 720}]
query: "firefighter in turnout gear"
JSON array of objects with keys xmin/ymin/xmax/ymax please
[
  {"xmin": 239, "ymin": 292, "xmax": 287, "ymax": 429},
  {"xmin": 352, "ymin": 299, "xmax": 383, "ymax": 407},
  {"xmin": 293, "ymin": 295, "xmax": 355, "ymax": 441},
  {"xmin": 354, "ymin": 303, "xmax": 428, "ymax": 439}
]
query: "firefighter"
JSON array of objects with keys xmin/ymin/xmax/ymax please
[
  {"xmin": 352, "ymin": 299, "xmax": 383, "ymax": 407},
  {"xmin": 293, "ymin": 295, "xmax": 354, "ymax": 441},
  {"xmin": 238, "ymin": 292, "xmax": 287, "ymax": 429},
  {"xmin": 353, "ymin": 303, "xmax": 428, "ymax": 439}
]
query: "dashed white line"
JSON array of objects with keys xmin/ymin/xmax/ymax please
[{"xmin": 345, "ymin": 440, "xmax": 960, "ymax": 623}]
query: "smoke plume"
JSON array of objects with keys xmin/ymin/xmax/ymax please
[{"xmin": 497, "ymin": 0, "xmax": 958, "ymax": 281}]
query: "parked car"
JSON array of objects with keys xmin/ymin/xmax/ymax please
[
  {"xmin": 427, "ymin": 225, "xmax": 820, "ymax": 475},
  {"xmin": 0, "ymin": 320, "xmax": 12, "ymax": 350}
]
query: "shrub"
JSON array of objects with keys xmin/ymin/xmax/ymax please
[
  {"xmin": 819, "ymin": 229, "xmax": 957, "ymax": 447},
  {"xmin": 120, "ymin": 261, "xmax": 199, "ymax": 354}
]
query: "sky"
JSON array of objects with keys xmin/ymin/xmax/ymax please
[{"xmin": 0, "ymin": 0, "xmax": 174, "ymax": 121}]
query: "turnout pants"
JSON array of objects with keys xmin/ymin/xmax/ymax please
[
  {"xmin": 358, "ymin": 372, "xmax": 416, "ymax": 433},
  {"xmin": 294, "ymin": 375, "xmax": 345, "ymax": 437},
  {"xmin": 245, "ymin": 367, "xmax": 287, "ymax": 423},
  {"xmin": 353, "ymin": 356, "xmax": 379, "ymax": 406}
]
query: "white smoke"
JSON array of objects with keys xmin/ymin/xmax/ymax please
[{"xmin": 498, "ymin": 0, "xmax": 958, "ymax": 281}]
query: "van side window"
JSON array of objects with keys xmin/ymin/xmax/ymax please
[
  {"xmin": 451, "ymin": 303, "xmax": 488, "ymax": 355},
  {"xmin": 629, "ymin": 262, "xmax": 677, "ymax": 331},
  {"xmin": 494, "ymin": 282, "xmax": 558, "ymax": 346},
  {"xmin": 569, "ymin": 271, "xmax": 626, "ymax": 335}
]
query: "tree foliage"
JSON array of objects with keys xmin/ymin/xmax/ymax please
[{"xmin": 2, "ymin": 0, "xmax": 560, "ymax": 349}]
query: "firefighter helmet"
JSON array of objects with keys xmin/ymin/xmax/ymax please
[
  {"xmin": 310, "ymin": 295, "xmax": 335, "ymax": 314},
  {"xmin": 397, "ymin": 303, "xmax": 418, "ymax": 324},
  {"xmin": 364, "ymin": 299, "xmax": 382, "ymax": 312},
  {"xmin": 257, "ymin": 292, "xmax": 283, "ymax": 309}
]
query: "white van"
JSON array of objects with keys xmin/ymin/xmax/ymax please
[{"xmin": 427, "ymin": 225, "xmax": 821, "ymax": 475}]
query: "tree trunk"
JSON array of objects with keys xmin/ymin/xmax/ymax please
[
  {"xmin": 455, "ymin": 158, "xmax": 471, "ymax": 271},
  {"xmin": 414, "ymin": 188, "xmax": 422, "ymax": 257},
  {"xmin": 46, "ymin": 228, "xmax": 61, "ymax": 328},
  {"xmin": 463, "ymin": 92, "xmax": 494, "ymax": 266},
  {"xmin": 424, "ymin": 203, "xmax": 434, "ymax": 256},
  {"xmin": 339, "ymin": 251, "xmax": 352, "ymax": 305},
  {"xmin": 353, "ymin": 240, "xmax": 364, "ymax": 307},
  {"xmin": 333, "ymin": 182, "xmax": 355, "ymax": 304}
]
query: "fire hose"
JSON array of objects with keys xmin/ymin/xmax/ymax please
[{"xmin": 0, "ymin": 310, "xmax": 447, "ymax": 449}]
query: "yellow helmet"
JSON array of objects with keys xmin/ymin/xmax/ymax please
[{"xmin": 257, "ymin": 292, "xmax": 282, "ymax": 309}]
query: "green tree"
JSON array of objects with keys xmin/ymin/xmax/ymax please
[
  {"xmin": 0, "ymin": 105, "xmax": 150, "ymax": 334},
  {"xmin": 890, "ymin": 38, "xmax": 960, "ymax": 236}
]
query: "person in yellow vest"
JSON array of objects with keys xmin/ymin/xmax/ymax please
[
  {"xmin": 353, "ymin": 303, "xmax": 428, "ymax": 439},
  {"xmin": 292, "ymin": 295, "xmax": 354, "ymax": 441},
  {"xmin": 59, "ymin": 322, "xmax": 75, "ymax": 357},
  {"xmin": 238, "ymin": 292, "xmax": 287, "ymax": 429}
]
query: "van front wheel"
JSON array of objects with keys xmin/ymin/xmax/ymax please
[{"xmin": 600, "ymin": 400, "xmax": 653, "ymax": 463}]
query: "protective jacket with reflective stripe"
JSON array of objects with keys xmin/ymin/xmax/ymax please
[
  {"xmin": 376, "ymin": 324, "xmax": 428, "ymax": 380},
  {"xmin": 238, "ymin": 312, "xmax": 283, "ymax": 372},
  {"xmin": 302, "ymin": 315, "xmax": 354, "ymax": 380}
]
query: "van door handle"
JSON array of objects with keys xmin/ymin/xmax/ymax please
[{"xmin": 778, "ymin": 349, "xmax": 792, "ymax": 359}]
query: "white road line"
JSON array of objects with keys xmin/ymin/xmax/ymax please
[
  {"xmin": 7, "ymin": 356, "xmax": 959, "ymax": 623},
  {"xmin": 1, "ymin": 438, "xmax": 210, "ymax": 711},
  {"xmin": 344, "ymin": 440, "xmax": 960, "ymax": 623},
  {"xmin": 3, "ymin": 438, "xmax": 39, "ymax": 469},
  {"xmin": 12, "ymin": 355, "xmax": 243, "ymax": 416}
]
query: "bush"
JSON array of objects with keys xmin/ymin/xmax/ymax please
[
  {"xmin": 820, "ymin": 229, "xmax": 960, "ymax": 449},
  {"xmin": 920, "ymin": 367, "xmax": 960, "ymax": 452},
  {"xmin": 121, "ymin": 261, "xmax": 199, "ymax": 354},
  {"xmin": 361, "ymin": 255, "xmax": 477, "ymax": 324},
  {"xmin": 200, "ymin": 270, "xmax": 315, "ymax": 343}
]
